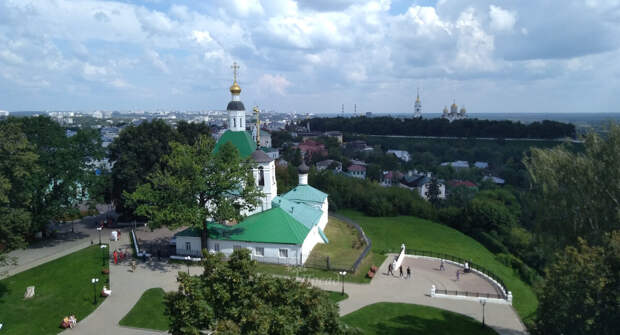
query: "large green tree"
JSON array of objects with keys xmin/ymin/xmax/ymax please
[
  {"xmin": 165, "ymin": 249, "xmax": 357, "ymax": 335},
  {"xmin": 125, "ymin": 136, "xmax": 261, "ymax": 246},
  {"xmin": 4, "ymin": 116, "xmax": 102, "ymax": 233},
  {"xmin": 0, "ymin": 122, "xmax": 38, "ymax": 267},
  {"xmin": 534, "ymin": 232, "xmax": 620, "ymax": 335},
  {"xmin": 524, "ymin": 123, "xmax": 620, "ymax": 247},
  {"xmin": 109, "ymin": 120, "xmax": 210, "ymax": 217}
]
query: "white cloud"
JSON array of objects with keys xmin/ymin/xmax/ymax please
[
  {"xmin": 489, "ymin": 5, "xmax": 516, "ymax": 32},
  {"xmin": 455, "ymin": 8, "xmax": 495, "ymax": 71},
  {"xmin": 258, "ymin": 74, "xmax": 292, "ymax": 95}
]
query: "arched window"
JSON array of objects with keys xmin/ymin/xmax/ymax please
[
  {"xmin": 258, "ymin": 166, "xmax": 265, "ymax": 186},
  {"xmin": 233, "ymin": 118, "xmax": 236, "ymax": 128}
]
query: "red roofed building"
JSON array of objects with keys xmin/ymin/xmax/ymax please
[
  {"xmin": 347, "ymin": 164, "xmax": 366, "ymax": 179},
  {"xmin": 298, "ymin": 139, "xmax": 327, "ymax": 160},
  {"xmin": 447, "ymin": 180, "xmax": 478, "ymax": 188}
]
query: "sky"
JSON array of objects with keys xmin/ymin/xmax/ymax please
[{"xmin": 1, "ymin": 0, "xmax": 620, "ymax": 114}]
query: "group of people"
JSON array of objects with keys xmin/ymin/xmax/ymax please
[
  {"xmin": 387, "ymin": 263, "xmax": 412, "ymax": 279},
  {"xmin": 112, "ymin": 248, "xmax": 129, "ymax": 265},
  {"xmin": 60, "ymin": 315, "xmax": 77, "ymax": 329}
]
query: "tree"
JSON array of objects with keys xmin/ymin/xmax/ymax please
[
  {"xmin": 126, "ymin": 136, "xmax": 262, "ymax": 247},
  {"xmin": 109, "ymin": 119, "xmax": 180, "ymax": 217},
  {"xmin": 534, "ymin": 232, "xmax": 620, "ymax": 335},
  {"xmin": 425, "ymin": 177, "xmax": 441, "ymax": 207},
  {"xmin": 0, "ymin": 122, "xmax": 38, "ymax": 267},
  {"xmin": 524, "ymin": 123, "xmax": 620, "ymax": 247},
  {"xmin": 165, "ymin": 249, "xmax": 357, "ymax": 335}
]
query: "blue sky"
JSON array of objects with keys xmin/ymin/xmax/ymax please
[{"xmin": 1, "ymin": 0, "xmax": 619, "ymax": 114}]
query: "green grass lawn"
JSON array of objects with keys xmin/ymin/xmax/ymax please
[
  {"xmin": 327, "ymin": 291, "xmax": 349, "ymax": 304},
  {"xmin": 306, "ymin": 217, "xmax": 366, "ymax": 268},
  {"xmin": 0, "ymin": 245, "xmax": 110, "ymax": 335},
  {"xmin": 255, "ymin": 215, "xmax": 386, "ymax": 283},
  {"xmin": 338, "ymin": 210, "xmax": 538, "ymax": 323},
  {"xmin": 341, "ymin": 302, "xmax": 498, "ymax": 335},
  {"xmin": 119, "ymin": 288, "xmax": 168, "ymax": 331}
]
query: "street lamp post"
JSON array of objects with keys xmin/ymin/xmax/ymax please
[
  {"xmin": 185, "ymin": 256, "xmax": 191, "ymax": 274},
  {"xmin": 479, "ymin": 298, "xmax": 487, "ymax": 327},
  {"xmin": 339, "ymin": 271, "xmax": 347, "ymax": 296},
  {"xmin": 91, "ymin": 278, "xmax": 99, "ymax": 304},
  {"xmin": 100, "ymin": 244, "xmax": 107, "ymax": 266},
  {"xmin": 96, "ymin": 227, "xmax": 102, "ymax": 245}
]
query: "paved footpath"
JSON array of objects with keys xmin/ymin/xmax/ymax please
[{"xmin": 304, "ymin": 254, "xmax": 527, "ymax": 335}]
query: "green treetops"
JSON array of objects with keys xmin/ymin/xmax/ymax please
[
  {"xmin": 125, "ymin": 136, "xmax": 262, "ymax": 246},
  {"xmin": 534, "ymin": 231, "xmax": 620, "ymax": 335},
  {"xmin": 165, "ymin": 249, "xmax": 359, "ymax": 335},
  {"xmin": 525, "ymin": 123, "xmax": 620, "ymax": 247}
]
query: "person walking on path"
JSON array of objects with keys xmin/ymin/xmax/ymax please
[
  {"xmin": 456, "ymin": 269, "xmax": 460, "ymax": 281},
  {"xmin": 406, "ymin": 266, "xmax": 411, "ymax": 279},
  {"xmin": 387, "ymin": 263, "xmax": 394, "ymax": 276},
  {"xmin": 399, "ymin": 265, "xmax": 403, "ymax": 278},
  {"xmin": 113, "ymin": 249, "xmax": 118, "ymax": 265},
  {"xmin": 439, "ymin": 259, "xmax": 445, "ymax": 271},
  {"xmin": 130, "ymin": 259, "xmax": 136, "ymax": 272}
]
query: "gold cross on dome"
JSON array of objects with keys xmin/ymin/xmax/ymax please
[{"xmin": 231, "ymin": 62, "xmax": 240, "ymax": 82}]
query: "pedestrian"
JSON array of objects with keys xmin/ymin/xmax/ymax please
[
  {"xmin": 456, "ymin": 269, "xmax": 460, "ymax": 281},
  {"xmin": 406, "ymin": 266, "xmax": 411, "ymax": 279},
  {"xmin": 131, "ymin": 259, "xmax": 136, "ymax": 272},
  {"xmin": 439, "ymin": 259, "xmax": 445, "ymax": 271},
  {"xmin": 399, "ymin": 265, "xmax": 403, "ymax": 278},
  {"xmin": 387, "ymin": 263, "xmax": 394, "ymax": 276},
  {"xmin": 113, "ymin": 249, "xmax": 118, "ymax": 265}
]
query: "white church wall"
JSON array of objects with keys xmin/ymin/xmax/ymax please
[
  {"xmin": 319, "ymin": 199, "xmax": 329, "ymax": 230},
  {"xmin": 207, "ymin": 239, "xmax": 302, "ymax": 265},
  {"xmin": 300, "ymin": 225, "xmax": 325, "ymax": 264}
]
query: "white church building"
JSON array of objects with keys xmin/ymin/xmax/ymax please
[{"xmin": 175, "ymin": 63, "xmax": 329, "ymax": 265}]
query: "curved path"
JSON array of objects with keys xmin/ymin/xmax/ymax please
[{"xmin": 305, "ymin": 254, "xmax": 527, "ymax": 335}]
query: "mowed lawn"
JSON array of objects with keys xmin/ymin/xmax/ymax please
[
  {"xmin": 341, "ymin": 302, "xmax": 498, "ymax": 335},
  {"xmin": 306, "ymin": 216, "xmax": 367, "ymax": 268},
  {"xmin": 0, "ymin": 245, "xmax": 109, "ymax": 335},
  {"xmin": 256, "ymin": 215, "xmax": 386, "ymax": 283},
  {"xmin": 119, "ymin": 288, "xmax": 168, "ymax": 331},
  {"xmin": 338, "ymin": 210, "xmax": 538, "ymax": 322}
]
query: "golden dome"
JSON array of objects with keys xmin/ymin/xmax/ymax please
[{"xmin": 230, "ymin": 81, "xmax": 241, "ymax": 94}]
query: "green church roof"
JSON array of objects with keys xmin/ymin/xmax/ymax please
[
  {"xmin": 207, "ymin": 207, "xmax": 310, "ymax": 245},
  {"xmin": 281, "ymin": 184, "xmax": 328, "ymax": 205},
  {"xmin": 214, "ymin": 130, "xmax": 257, "ymax": 159},
  {"xmin": 272, "ymin": 196, "xmax": 322, "ymax": 230}
]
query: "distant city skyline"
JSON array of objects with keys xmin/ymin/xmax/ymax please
[{"xmin": 1, "ymin": 0, "xmax": 619, "ymax": 114}]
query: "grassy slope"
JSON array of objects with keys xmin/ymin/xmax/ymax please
[
  {"xmin": 119, "ymin": 288, "xmax": 168, "ymax": 331},
  {"xmin": 256, "ymin": 215, "xmax": 387, "ymax": 283},
  {"xmin": 341, "ymin": 302, "xmax": 498, "ymax": 335},
  {"xmin": 327, "ymin": 291, "xmax": 349, "ymax": 304},
  {"xmin": 0, "ymin": 245, "xmax": 109, "ymax": 335},
  {"xmin": 338, "ymin": 210, "xmax": 537, "ymax": 322},
  {"xmin": 306, "ymin": 216, "xmax": 366, "ymax": 268}
]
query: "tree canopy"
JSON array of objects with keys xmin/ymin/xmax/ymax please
[
  {"xmin": 534, "ymin": 232, "xmax": 620, "ymax": 335},
  {"xmin": 165, "ymin": 249, "xmax": 358, "ymax": 335},
  {"xmin": 525, "ymin": 123, "xmax": 620, "ymax": 247},
  {"xmin": 125, "ymin": 136, "xmax": 262, "ymax": 245},
  {"xmin": 108, "ymin": 120, "xmax": 210, "ymax": 217}
]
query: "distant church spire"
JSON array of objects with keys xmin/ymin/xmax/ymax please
[
  {"xmin": 414, "ymin": 88, "xmax": 422, "ymax": 118},
  {"xmin": 226, "ymin": 61, "xmax": 246, "ymax": 131}
]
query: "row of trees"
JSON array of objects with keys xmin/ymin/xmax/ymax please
[
  {"xmin": 305, "ymin": 116, "xmax": 576, "ymax": 139},
  {"xmin": 0, "ymin": 116, "xmax": 103, "ymax": 266}
]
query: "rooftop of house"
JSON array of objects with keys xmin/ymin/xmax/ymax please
[
  {"xmin": 272, "ymin": 196, "xmax": 323, "ymax": 230},
  {"xmin": 281, "ymin": 184, "xmax": 328, "ymax": 204},
  {"xmin": 448, "ymin": 180, "xmax": 478, "ymax": 188},
  {"xmin": 206, "ymin": 207, "xmax": 310, "ymax": 245},
  {"xmin": 348, "ymin": 164, "xmax": 366, "ymax": 172}
]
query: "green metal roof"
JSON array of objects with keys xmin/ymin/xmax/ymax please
[
  {"xmin": 281, "ymin": 185, "xmax": 328, "ymax": 205},
  {"xmin": 272, "ymin": 196, "xmax": 322, "ymax": 230},
  {"xmin": 175, "ymin": 227, "xmax": 202, "ymax": 237},
  {"xmin": 207, "ymin": 207, "xmax": 310, "ymax": 245},
  {"xmin": 214, "ymin": 130, "xmax": 257, "ymax": 159}
]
